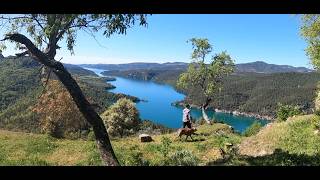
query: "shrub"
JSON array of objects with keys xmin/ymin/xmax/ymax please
[
  {"xmin": 243, "ymin": 121, "xmax": 263, "ymax": 137},
  {"xmin": 126, "ymin": 151, "xmax": 150, "ymax": 166},
  {"xmin": 139, "ymin": 120, "xmax": 174, "ymax": 134},
  {"xmin": 101, "ymin": 98, "xmax": 141, "ymax": 137},
  {"xmin": 124, "ymin": 145, "xmax": 150, "ymax": 166},
  {"xmin": 167, "ymin": 150, "xmax": 199, "ymax": 166},
  {"xmin": 87, "ymin": 130, "xmax": 96, "ymax": 141},
  {"xmin": 32, "ymin": 80, "xmax": 89, "ymax": 138},
  {"xmin": 311, "ymin": 116, "xmax": 320, "ymax": 130},
  {"xmin": 276, "ymin": 103, "xmax": 302, "ymax": 122},
  {"xmin": 315, "ymin": 109, "xmax": 320, "ymax": 117},
  {"xmin": 158, "ymin": 136, "xmax": 172, "ymax": 159}
]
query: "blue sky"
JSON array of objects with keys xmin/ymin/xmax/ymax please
[{"xmin": 0, "ymin": 14, "xmax": 312, "ymax": 68}]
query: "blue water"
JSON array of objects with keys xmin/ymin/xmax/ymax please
[{"xmin": 84, "ymin": 67, "xmax": 269, "ymax": 133}]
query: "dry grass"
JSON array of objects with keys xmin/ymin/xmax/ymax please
[
  {"xmin": 238, "ymin": 114, "xmax": 320, "ymax": 157},
  {"xmin": 0, "ymin": 123, "xmax": 243, "ymax": 166}
]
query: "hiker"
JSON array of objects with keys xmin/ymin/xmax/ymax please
[{"xmin": 182, "ymin": 104, "xmax": 192, "ymax": 128}]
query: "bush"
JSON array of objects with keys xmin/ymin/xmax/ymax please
[
  {"xmin": 87, "ymin": 130, "xmax": 96, "ymax": 141},
  {"xmin": 124, "ymin": 145, "xmax": 150, "ymax": 166},
  {"xmin": 243, "ymin": 122, "xmax": 263, "ymax": 137},
  {"xmin": 311, "ymin": 116, "xmax": 320, "ymax": 130},
  {"xmin": 158, "ymin": 136, "xmax": 172, "ymax": 159},
  {"xmin": 33, "ymin": 80, "xmax": 89, "ymax": 138},
  {"xmin": 139, "ymin": 120, "xmax": 174, "ymax": 134},
  {"xmin": 276, "ymin": 103, "xmax": 302, "ymax": 122},
  {"xmin": 167, "ymin": 150, "xmax": 199, "ymax": 166},
  {"xmin": 315, "ymin": 109, "xmax": 320, "ymax": 117},
  {"xmin": 101, "ymin": 98, "xmax": 141, "ymax": 137},
  {"xmin": 126, "ymin": 151, "xmax": 150, "ymax": 166}
]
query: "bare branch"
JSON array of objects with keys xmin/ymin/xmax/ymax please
[
  {"xmin": 68, "ymin": 19, "xmax": 96, "ymax": 29},
  {"xmin": 31, "ymin": 16, "xmax": 45, "ymax": 31},
  {"xmin": 83, "ymin": 28, "xmax": 107, "ymax": 49}
]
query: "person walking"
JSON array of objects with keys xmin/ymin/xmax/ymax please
[{"xmin": 182, "ymin": 104, "xmax": 192, "ymax": 128}]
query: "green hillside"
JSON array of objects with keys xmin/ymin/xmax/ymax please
[
  {"xmin": 1, "ymin": 115, "xmax": 320, "ymax": 166},
  {"xmin": 0, "ymin": 57, "xmax": 138, "ymax": 133},
  {"xmin": 0, "ymin": 123, "xmax": 241, "ymax": 165}
]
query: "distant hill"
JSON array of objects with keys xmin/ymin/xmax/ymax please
[
  {"xmin": 80, "ymin": 61, "xmax": 314, "ymax": 74},
  {"xmin": 63, "ymin": 63, "xmax": 98, "ymax": 77},
  {"xmin": 80, "ymin": 62, "xmax": 188, "ymax": 71},
  {"xmin": 236, "ymin": 61, "xmax": 313, "ymax": 73}
]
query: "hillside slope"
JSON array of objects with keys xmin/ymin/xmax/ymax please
[
  {"xmin": 0, "ymin": 56, "xmax": 138, "ymax": 133},
  {"xmin": 2, "ymin": 115, "xmax": 320, "ymax": 166},
  {"xmin": 0, "ymin": 123, "xmax": 241, "ymax": 165},
  {"xmin": 239, "ymin": 115, "xmax": 320, "ymax": 156},
  {"xmin": 235, "ymin": 115, "xmax": 320, "ymax": 165}
]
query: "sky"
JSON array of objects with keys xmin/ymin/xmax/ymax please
[{"xmin": 0, "ymin": 14, "xmax": 312, "ymax": 68}]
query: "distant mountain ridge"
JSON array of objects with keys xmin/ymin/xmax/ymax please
[
  {"xmin": 236, "ymin": 61, "xmax": 313, "ymax": 73},
  {"xmin": 79, "ymin": 62, "xmax": 188, "ymax": 71},
  {"xmin": 80, "ymin": 61, "xmax": 314, "ymax": 73}
]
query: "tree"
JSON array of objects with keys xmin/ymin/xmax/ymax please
[
  {"xmin": 276, "ymin": 103, "xmax": 302, "ymax": 122},
  {"xmin": 300, "ymin": 14, "xmax": 320, "ymax": 70},
  {"xmin": 0, "ymin": 14, "xmax": 148, "ymax": 166},
  {"xmin": 177, "ymin": 38, "xmax": 235, "ymax": 124},
  {"xmin": 101, "ymin": 98, "xmax": 140, "ymax": 138},
  {"xmin": 32, "ymin": 80, "xmax": 89, "ymax": 138}
]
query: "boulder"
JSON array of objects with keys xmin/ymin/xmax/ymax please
[
  {"xmin": 225, "ymin": 142, "xmax": 233, "ymax": 147},
  {"xmin": 0, "ymin": 53, "xmax": 4, "ymax": 59},
  {"xmin": 139, "ymin": 134, "xmax": 153, "ymax": 142}
]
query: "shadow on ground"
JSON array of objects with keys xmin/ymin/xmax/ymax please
[{"xmin": 206, "ymin": 148, "xmax": 320, "ymax": 166}]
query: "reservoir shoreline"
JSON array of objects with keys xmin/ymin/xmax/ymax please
[
  {"xmin": 83, "ymin": 67, "xmax": 270, "ymax": 132},
  {"xmin": 172, "ymin": 101, "xmax": 274, "ymax": 121}
]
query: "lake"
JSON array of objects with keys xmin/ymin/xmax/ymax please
[{"xmin": 84, "ymin": 67, "xmax": 269, "ymax": 133}]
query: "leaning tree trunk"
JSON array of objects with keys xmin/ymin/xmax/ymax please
[
  {"xmin": 4, "ymin": 33, "xmax": 119, "ymax": 166},
  {"xmin": 202, "ymin": 97, "xmax": 212, "ymax": 124},
  {"xmin": 53, "ymin": 63, "xmax": 119, "ymax": 165},
  {"xmin": 201, "ymin": 107, "xmax": 211, "ymax": 124}
]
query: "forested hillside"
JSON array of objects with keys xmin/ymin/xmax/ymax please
[
  {"xmin": 102, "ymin": 69, "xmax": 183, "ymax": 86},
  {"xmin": 103, "ymin": 69, "xmax": 320, "ymax": 118},
  {"xmin": 85, "ymin": 61, "xmax": 313, "ymax": 73},
  {"xmin": 187, "ymin": 72, "xmax": 320, "ymax": 118},
  {"xmin": 0, "ymin": 56, "xmax": 138, "ymax": 134}
]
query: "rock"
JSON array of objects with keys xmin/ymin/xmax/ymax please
[
  {"xmin": 139, "ymin": 134, "xmax": 153, "ymax": 142},
  {"xmin": 0, "ymin": 53, "xmax": 4, "ymax": 60},
  {"xmin": 224, "ymin": 142, "xmax": 233, "ymax": 151}
]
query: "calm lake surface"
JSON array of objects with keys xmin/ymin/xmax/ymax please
[{"xmin": 84, "ymin": 67, "xmax": 269, "ymax": 133}]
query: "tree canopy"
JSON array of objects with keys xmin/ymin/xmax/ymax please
[
  {"xmin": 300, "ymin": 14, "xmax": 320, "ymax": 70},
  {"xmin": 177, "ymin": 38, "xmax": 234, "ymax": 123},
  {"xmin": 0, "ymin": 14, "xmax": 149, "ymax": 166},
  {"xmin": 0, "ymin": 14, "xmax": 147, "ymax": 56},
  {"xmin": 101, "ymin": 98, "xmax": 140, "ymax": 138}
]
